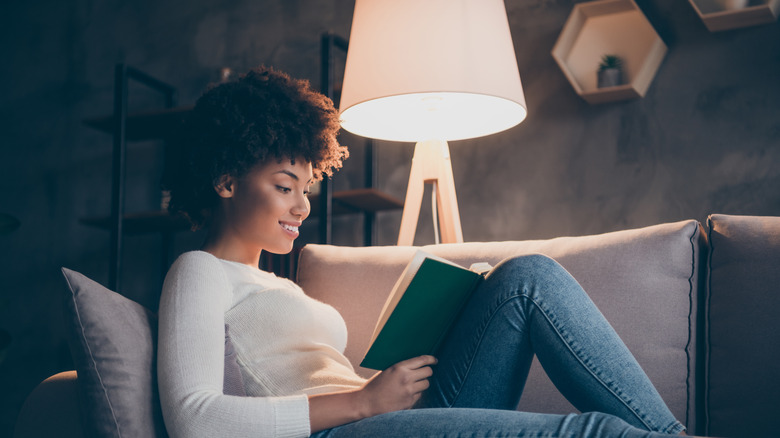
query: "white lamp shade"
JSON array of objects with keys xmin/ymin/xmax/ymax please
[{"xmin": 339, "ymin": 0, "xmax": 527, "ymax": 143}]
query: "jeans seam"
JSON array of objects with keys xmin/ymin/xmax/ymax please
[
  {"xmin": 520, "ymin": 292, "xmax": 656, "ymax": 432},
  {"xmin": 448, "ymin": 291, "xmax": 524, "ymax": 407},
  {"xmin": 443, "ymin": 276, "xmax": 675, "ymax": 434}
]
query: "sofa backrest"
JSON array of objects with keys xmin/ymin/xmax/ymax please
[{"xmin": 297, "ymin": 219, "xmax": 704, "ymax": 433}]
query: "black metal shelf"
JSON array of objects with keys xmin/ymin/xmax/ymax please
[
  {"xmin": 83, "ymin": 106, "xmax": 192, "ymax": 141},
  {"xmin": 80, "ymin": 188, "xmax": 402, "ymax": 235},
  {"xmin": 83, "ymin": 60, "xmax": 400, "ymax": 289}
]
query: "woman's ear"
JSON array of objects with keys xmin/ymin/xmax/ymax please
[{"xmin": 214, "ymin": 175, "xmax": 235, "ymax": 198}]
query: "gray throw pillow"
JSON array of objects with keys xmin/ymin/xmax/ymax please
[
  {"xmin": 61, "ymin": 269, "xmax": 247, "ymax": 437},
  {"xmin": 61, "ymin": 268, "xmax": 168, "ymax": 438}
]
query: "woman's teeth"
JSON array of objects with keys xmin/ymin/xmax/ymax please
[{"xmin": 281, "ymin": 223, "xmax": 298, "ymax": 232}]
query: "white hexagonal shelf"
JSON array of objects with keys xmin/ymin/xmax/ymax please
[
  {"xmin": 688, "ymin": 0, "xmax": 779, "ymax": 32},
  {"xmin": 552, "ymin": 0, "xmax": 668, "ymax": 104}
]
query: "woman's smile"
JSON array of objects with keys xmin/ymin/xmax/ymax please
[{"xmin": 280, "ymin": 221, "xmax": 301, "ymax": 238}]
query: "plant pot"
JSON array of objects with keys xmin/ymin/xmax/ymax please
[{"xmin": 597, "ymin": 68, "xmax": 623, "ymax": 88}]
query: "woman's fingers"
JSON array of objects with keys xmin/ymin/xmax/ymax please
[
  {"xmin": 398, "ymin": 355, "xmax": 437, "ymax": 370},
  {"xmin": 358, "ymin": 354, "xmax": 437, "ymax": 415},
  {"xmin": 412, "ymin": 377, "xmax": 431, "ymax": 393},
  {"xmin": 411, "ymin": 362, "xmax": 434, "ymax": 381},
  {"xmin": 387, "ymin": 356, "xmax": 435, "ymax": 387}
]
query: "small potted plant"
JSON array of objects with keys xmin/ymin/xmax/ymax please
[{"xmin": 597, "ymin": 54, "xmax": 624, "ymax": 88}]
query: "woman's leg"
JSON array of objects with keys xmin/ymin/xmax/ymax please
[
  {"xmin": 416, "ymin": 254, "xmax": 685, "ymax": 435},
  {"xmin": 312, "ymin": 408, "xmax": 680, "ymax": 437}
]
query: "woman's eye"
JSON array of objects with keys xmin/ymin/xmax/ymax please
[{"xmin": 276, "ymin": 186, "xmax": 291, "ymax": 194}]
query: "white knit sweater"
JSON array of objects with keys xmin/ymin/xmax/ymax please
[{"xmin": 157, "ymin": 251, "xmax": 366, "ymax": 438}]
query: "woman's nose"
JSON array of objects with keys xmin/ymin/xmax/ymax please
[{"xmin": 291, "ymin": 192, "xmax": 310, "ymax": 219}]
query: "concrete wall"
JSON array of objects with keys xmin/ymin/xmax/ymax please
[{"xmin": 1, "ymin": 0, "xmax": 778, "ymax": 434}]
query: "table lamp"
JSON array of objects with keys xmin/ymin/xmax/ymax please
[{"xmin": 339, "ymin": 0, "xmax": 527, "ymax": 245}]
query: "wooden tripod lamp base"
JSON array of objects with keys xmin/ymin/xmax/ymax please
[{"xmin": 397, "ymin": 140, "xmax": 464, "ymax": 246}]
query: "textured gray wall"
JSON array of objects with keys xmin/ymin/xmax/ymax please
[{"xmin": 1, "ymin": 0, "xmax": 778, "ymax": 434}]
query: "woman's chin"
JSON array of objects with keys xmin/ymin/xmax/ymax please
[{"xmin": 265, "ymin": 244, "xmax": 296, "ymax": 255}]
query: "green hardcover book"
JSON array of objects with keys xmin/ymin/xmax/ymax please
[{"xmin": 360, "ymin": 251, "xmax": 489, "ymax": 371}]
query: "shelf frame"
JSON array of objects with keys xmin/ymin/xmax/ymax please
[
  {"xmin": 86, "ymin": 49, "xmax": 402, "ymax": 289},
  {"xmin": 79, "ymin": 189, "xmax": 402, "ymax": 234},
  {"xmin": 83, "ymin": 106, "xmax": 192, "ymax": 141},
  {"xmin": 108, "ymin": 64, "xmax": 177, "ymax": 291},
  {"xmin": 551, "ymin": 0, "xmax": 667, "ymax": 105},
  {"xmin": 688, "ymin": 0, "xmax": 780, "ymax": 32},
  {"xmin": 321, "ymin": 32, "xmax": 395, "ymax": 246}
]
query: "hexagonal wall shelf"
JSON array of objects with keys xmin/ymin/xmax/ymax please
[
  {"xmin": 688, "ymin": 0, "xmax": 780, "ymax": 32},
  {"xmin": 551, "ymin": 0, "xmax": 667, "ymax": 105}
]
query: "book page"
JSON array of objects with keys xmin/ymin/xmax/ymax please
[{"xmin": 368, "ymin": 251, "xmax": 429, "ymax": 345}]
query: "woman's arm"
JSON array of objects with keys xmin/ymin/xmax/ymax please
[
  {"xmin": 308, "ymin": 355, "xmax": 437, "ymax": 432},
  {"xmin": 158, "ymin": 252, "xmax": 310, "ymax": 438},
  {"xmin": 159, "ymin": 252, "xmax": 436, "ymax": 436}
]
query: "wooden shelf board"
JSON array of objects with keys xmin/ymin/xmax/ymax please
[
  {"xmin": 579, "ymin": 84, "xmax": 641, "ymax": 104},
  {"xmin": 309, "ymin": 188, "xmax": 404, "ymax": 216},
  {"xmin": 83, "ymin": 106, "xmax": 193, "ymax": 141},
  {"xmin": 688, "ymin": 0, "xmax": 780, "ymax": 31},
  {"xmin": 80, "ymin": 189, "xmax": 403, "ymax": 234},
  {"xmin": 551, "ymin": 0, "xmax": 667, "ymax": 104},
  {"xmin": 79, "ymin": 211, "xmax": 191, "ymax": 234}
]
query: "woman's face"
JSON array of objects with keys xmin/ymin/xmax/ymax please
[{"xmin": 217, "ymin": 158, "xmax": 313, "ymax": 255}]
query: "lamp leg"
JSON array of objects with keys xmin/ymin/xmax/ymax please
[
  {"xmin": 433, "ymin": 144, "xmax": 463, "ymax": 244},
  {"xmin": 397, "ymin": 140, "xmax": 463, "ymax": 246},
  {"xmin": 397, "ymin": 150, "xmax": 425, "ymax": 246}
]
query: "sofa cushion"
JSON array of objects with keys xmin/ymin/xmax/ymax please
[
  {"xmin": 705, "ymin": 214, "xmax": 780, "ymax": 438},
  {"xmin": 61, "ymin": 268, "xmax": 167, "ymax": 438},
  {"xmin": 297, "ymin": 220, "xmax": 704, "ymax": 432}
]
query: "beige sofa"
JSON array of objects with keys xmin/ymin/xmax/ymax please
[{"xmin": 13, "ymin": 214, "xmax": 780, "ymax": 437}]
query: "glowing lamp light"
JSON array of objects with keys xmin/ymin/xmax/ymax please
[{"xmin": 339, "ymin": 0, "xmax": 527, "ymax": 245}]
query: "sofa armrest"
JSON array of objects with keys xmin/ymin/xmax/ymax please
[
  {"xmin": 705, "ymin": 214, "xmax": 780, "ymax": 437},
  {"xmin": 14, "ymin": 371, "xmax": 84, "ymax": 438}
]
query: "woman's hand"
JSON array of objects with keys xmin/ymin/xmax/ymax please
[
  {"xmin": 356, "ymin": 355, "xmax": 437, "ymax": 417},
  {"xmin": 308, "ymin": 355, "xmax": 437, "ymax": 432}
]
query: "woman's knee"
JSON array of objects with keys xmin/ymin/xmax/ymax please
[
  {"xmin": 490, "ymin": 253, "xmax": 563, "ymax": 278},
  {"xmin": 486, "ymin": 254, "xmax": 581, "ymax": 300}
]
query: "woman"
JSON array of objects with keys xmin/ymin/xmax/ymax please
[{"xmin": 158, "ymin": 66, "xmax": 689, "ymax": 437}]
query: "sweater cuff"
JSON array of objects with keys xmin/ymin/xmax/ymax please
[{"xmin": 274, "ymin": 394, "xmax": 311, "ymax": 437}]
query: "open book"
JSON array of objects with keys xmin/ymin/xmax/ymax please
[{"xmin": 360, "ymin": 250, "xmax": 492, "ymax": 370}]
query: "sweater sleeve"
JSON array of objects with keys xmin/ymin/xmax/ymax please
[{"xmin": 157, "ymin": 252, "xmax": 311, "ymax": 438}]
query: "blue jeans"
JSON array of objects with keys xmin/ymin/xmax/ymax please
[{"xmin": 313, "ymin": 255, "xmax": 686, "ymax": 437}]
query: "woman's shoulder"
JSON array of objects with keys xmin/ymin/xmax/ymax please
[
  {"xmin": 170, "ymin": 250, "xmax": 231, "ymax": 272},
  {"xmin": 173, "ymin": 250, "xmax": 220, "ymax": 266},
  {"xmin": 162, "ymin": 251, "xmax": 233, "ymax": 306},
  {"xmin": 166, "ymin": 250, "xmax": 227, "ymax": 283}
]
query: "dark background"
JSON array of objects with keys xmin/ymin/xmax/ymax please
[{"xmin": 1, "ymin": 0, "xmax": 778, "ymax": 434}]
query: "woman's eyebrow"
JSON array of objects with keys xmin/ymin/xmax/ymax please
[
  {"xmin": 274, "ymin": 169, "xmax": 300, "ymax": 180},
  {"xmin": 274, "ymin": 169, "xmax": 313, "ymax": 184}
]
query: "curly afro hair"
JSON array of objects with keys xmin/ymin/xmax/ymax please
[{"xmin": 165, "ymin": 66, "xmax": 348, "ymax": 230}]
